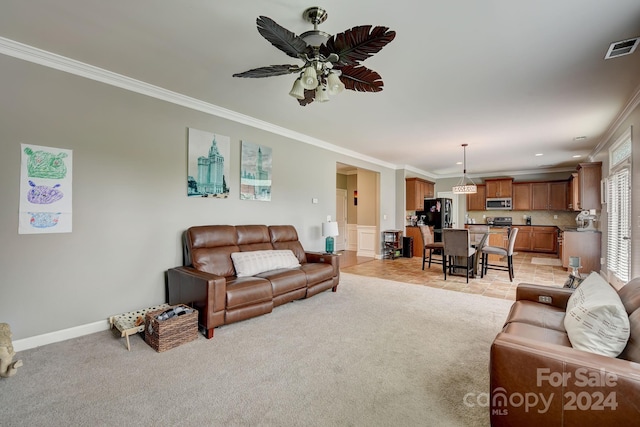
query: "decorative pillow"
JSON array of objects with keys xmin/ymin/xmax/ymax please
[
  {"xmin": 564, "ymin": 272, "xmax": 630, "ymax": 357},
  {"xmin": 231, "ymin": 250, "xmax": 301, "ymax": 277}
]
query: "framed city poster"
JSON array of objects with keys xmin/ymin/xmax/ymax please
[
  {"xmin": 240, "ymin": 141, "xmax": 272, "ymax": 201},
  {"xmin": 187, "ymin": 128, "xmax": 230, "ymax": 198}
]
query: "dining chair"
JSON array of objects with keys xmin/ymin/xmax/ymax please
[
  {"xmin": 442, "ymin": 228, "xmax": 476, "ymax": 283},
  {"xmin": 419, "ymin": 225, "xmax": 443, "ymax": 269},
  {"xmin": 480, "ymin": 227, "xmax": 519, "ymax": 281}
]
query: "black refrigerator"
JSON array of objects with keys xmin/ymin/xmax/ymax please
[{"xmin": 419, "ymin": 198, "xmax": 453, "ymax": 237}]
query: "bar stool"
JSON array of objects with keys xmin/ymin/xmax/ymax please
[
  {"xmin": 442, "ymin": 228, "xmax": 476, "ymax": 283},
  {"xmin": 419, "ymin": 225, "xmax": 443, "ymax": 269},
  {"xmin": 481, "ymin": 228, "xmax": 519, "ymax": 281}
]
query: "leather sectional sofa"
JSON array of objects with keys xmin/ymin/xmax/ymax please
[
  {"xmin": 490, "ymin": 277, "xmax": 640, "ymax": 425},
  {"xmin": 167, "ymin": 225, "xmax": 339, "ymax": 339}
]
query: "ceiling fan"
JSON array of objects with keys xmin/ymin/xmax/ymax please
[{"xmin": 232, "ymin": 7, "xmax": 396, "ymax": 106}]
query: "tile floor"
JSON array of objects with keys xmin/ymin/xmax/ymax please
[{"xmin": 339, "ymin": 251, "xmax": 568, "ymax": 300}]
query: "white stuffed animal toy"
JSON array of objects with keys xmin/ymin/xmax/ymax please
[{"xmin": 0, "ymin": 323, "xmax": 23, "ymax": 378}]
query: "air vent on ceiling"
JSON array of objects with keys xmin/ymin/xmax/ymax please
[{"xmin": 605, "ymin": 37, "xmax": 639, "ymax": 59}]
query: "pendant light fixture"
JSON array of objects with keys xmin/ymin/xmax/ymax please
[{"xmin": 452, "ymin": 144, "xmax": 477, "ymax": 194}]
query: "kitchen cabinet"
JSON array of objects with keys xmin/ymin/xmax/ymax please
[
  {"xmin": 512, "ymin": 183, "xmax": 532, "ymax": 210},
  {"xmin": 485, "ymin": 178, "xmax": 513, "ymax": 198},
  {"xmin": 405, "ymin": 226, "xmax": 423, "ymax": 258},
  {"xmin": 466, "ymin": 184, "xmax": 486, "ymax": 211},
  {"xmin": 568, "ymin": 173, "xmax": 579, "ymax": 210},
  {"xmin": 562, "ymin": 231, "xmax": 601, "ymax": 274},
  {"xmin": 549, "ymin": 181, "xmax": 568, "ymax": 210},
  {"xmin": 512, "ymin": 226, "xmax": 557, "ymax": 254},
  {"xmin": 513, "ymin": 226, "xmax": 532, "ymax": 251},
  {"xmin": 575, "ymin": 162, "xmax": 602, "ymax": 211},
  {"xmin": 531, "ymin": 181, "xmax": 567, "ymax": 210},
  {"xmin": 406, "ymin": 178, "xmax": 435, "ymax": 211},
  {"xmin": 531, "ymin": 226, "xmax": 558, "ymax": 253}
]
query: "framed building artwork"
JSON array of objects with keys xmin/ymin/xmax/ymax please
[
  {"xmin": 240, "ymin": 141, "xmax": 272, "ymax": 201},
  {"xmin": 187, "ymin": 128, "xmax": 230, "ymax": 198},
  {"xmin": 19, "ymin": 144, "xmax": 73, "ymax": 234}
]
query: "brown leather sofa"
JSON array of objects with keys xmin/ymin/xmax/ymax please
[
  {"xmin": 167, "ymin": 225, "xmax": 339, "ymax": 339},
  {"xmin": 490, "ymin": 278, "xmax": 640, "ymax": 425}
]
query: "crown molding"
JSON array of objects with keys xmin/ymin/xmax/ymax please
[
  {"xmin": 0, "ymin": 36, "xmax": 397, "ymax": 171},
  {"xmin": 592, "ymin": 80, "xmax": 640, "ymax": 156}
]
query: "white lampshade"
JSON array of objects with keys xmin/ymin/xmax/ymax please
[
  {"xmin": 452, "ymin": 184, "xmax": 477, "ymax": 194},
  {"xmin": 315, "ymin": 84, "xmax": 329, "ymax": 102},
  {"xmin": 327, "ymin": 72, "xmax": 345, "ymax": 95},
  {"xmin": 300, "ymin": 66, "xmax": 318, "ymax": 90},
  {"xmin": 289, "ymin": 78, "xmax": 305, "ymax": 99},
  {"xmin": 322, "ymin": 221, "xmax": 339, "ymax": 237}
]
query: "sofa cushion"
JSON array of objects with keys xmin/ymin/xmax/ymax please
[
  {"xmin": 564, "ymin": 272, "xmax": 630, "ymax": 357},
  {"xmin": 619, "ymin": 309, "xmax": 640, "ymax": 363},
  {"xmin": 505, "ymin": 300, "xmax": 567, "ymax": 332},
  {"xmin": 225, "ymin": 276, "xmax": 273, "ymax": 309},
  {"xmin": 617, "ymin": 277, "xmax": 640, "ymax": 315},
  {"xmin": 231, "ymin": 250, "xmax": 301, "ymax": 277},
  {"xmin": 257, "ymin": 268, "xmax": 307, "ymax": 296},
  {"xmin": 503, "ymin": 322, "xmax": 572, "ymax": 347},
  {"xmin": 269, "ymin": 225, "xmax": 308, "ymax": 263},
  {"xmin": 299, "ymin": 263, "xmax": 335, "ymax": 286}
]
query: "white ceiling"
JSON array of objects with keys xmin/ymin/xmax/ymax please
[{"xmin": 2, "ymin": 1, "xmax": 640, "ymax": 178}]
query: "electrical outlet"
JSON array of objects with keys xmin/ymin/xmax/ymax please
[
  {"xmin": 538, "ymin": 296, "xmax": 552, "ymax": 304},
  {"xmin": 326, "ymin": 215, "xmax": 331, "ymax": 222},
  {"xmin": 554, "ymin": 215, "xmax": 558, "ymax": 219},
  {"xmin": 482, "ymin": 215, "xmax": 486, "ymax": 219},
  {"xmin": 383, "ymin": 214, "xmax": 387, "ymax": 220},
  {"xmin": 312, "ymin": 198, "xmax": 318, "ymax": 204}
]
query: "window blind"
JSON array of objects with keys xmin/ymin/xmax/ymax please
[{"xmin": 607, "ymin": 167, "xmax": 630, "ymax": 282}]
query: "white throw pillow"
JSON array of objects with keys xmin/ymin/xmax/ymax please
[
  {"xmin": 231, "ymin": 250, "xmax": 300, "ymax": 277},
  {"xmin": 564, "ymin": 272, "xmax": 630, "ymax": 357}
]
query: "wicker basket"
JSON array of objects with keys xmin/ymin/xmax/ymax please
[{"xmin": 144, "ymin": 304, "xmax": 198, "ymax": 352}]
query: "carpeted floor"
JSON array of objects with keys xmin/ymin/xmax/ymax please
[{"xmin": 0, "ymin": 273, "xmax": 513, "ymax": 427}]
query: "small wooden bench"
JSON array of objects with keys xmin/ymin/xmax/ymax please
[{"xmin": 109, "ymin": 304, "xmax": 170, "ymax": 350}]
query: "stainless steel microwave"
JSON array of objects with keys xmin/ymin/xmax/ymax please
[{"xmin": 486, "ymin": 198, "xmax": 512, "ymax": 210}]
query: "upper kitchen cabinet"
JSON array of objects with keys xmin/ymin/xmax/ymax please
[
  {"xmin": 512, "ymin": 183, "xmax": 532, "ymax": 210},
  {"xmin": 485, "ymin": 178, "xmax": 513, "ymax": 198},
  {"xmin": 406, "ymin": 177, "xmax": 435, "ymax": 210},
  {"xmin": 466, "ymin": 184, "xmax": 486, "ymax": 211},
  {"xmin": 574, "ymin": 162, "xmax": 602, "ymax": 211},
  {"xmin": 531, "ymin": 181, "xmax": 567, "ymax": 210}
]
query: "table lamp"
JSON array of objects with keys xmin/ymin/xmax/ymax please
[
  {"xmin": 569, "ymin": 256, "xmax": 581, "ymax": 277},
  {"xmin": 322, "ymin": 221, "xmax": 339, "ymax": 254}
]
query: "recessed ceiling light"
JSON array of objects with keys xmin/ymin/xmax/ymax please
[
  {"xmin": 535, "ymin": 153, "xmax": 543, "ymax": 156},
  {"xmin": 574, "ymin": 136, "xmax": 587, "ymax": 141},
  {"xmin": 572, "ymin": 155, "xmax": 582, "ymax": 158}
]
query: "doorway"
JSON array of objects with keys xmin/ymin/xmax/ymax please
[{"xmin": 335, "ymin": 188, "xmax": 347, "ymax": 251}]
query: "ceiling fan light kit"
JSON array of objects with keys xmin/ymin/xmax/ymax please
[
  {"xmin": 232, "ymin": 7, "xmax": 396, "ymax": 106},
  {"xmin": 452, "ymin": 144, "xmax": 478, "ymax": 194}
]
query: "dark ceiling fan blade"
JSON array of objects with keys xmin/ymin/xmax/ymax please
[
  {"xmin": 337, "ymin": 65, "xmax": 384, "ymax": 92},
  {"xmin": 298, "ymin": 89, "xmax": 316, "ymax": 106},
  {"xmin": 257, "ymin": 16, "xmax": 311, "ymax": 59},
  {"xmin": 233, "ymin": 64, "xmax": 299, "ymax": 78},
  {"xmin": 320, "ymin": 26, "xmax": 396, "ymax": 66}
]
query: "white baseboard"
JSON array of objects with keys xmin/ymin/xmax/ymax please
[{"xmin": 13, "ymin": 320, "xmax": 111, "ymax": 352}]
